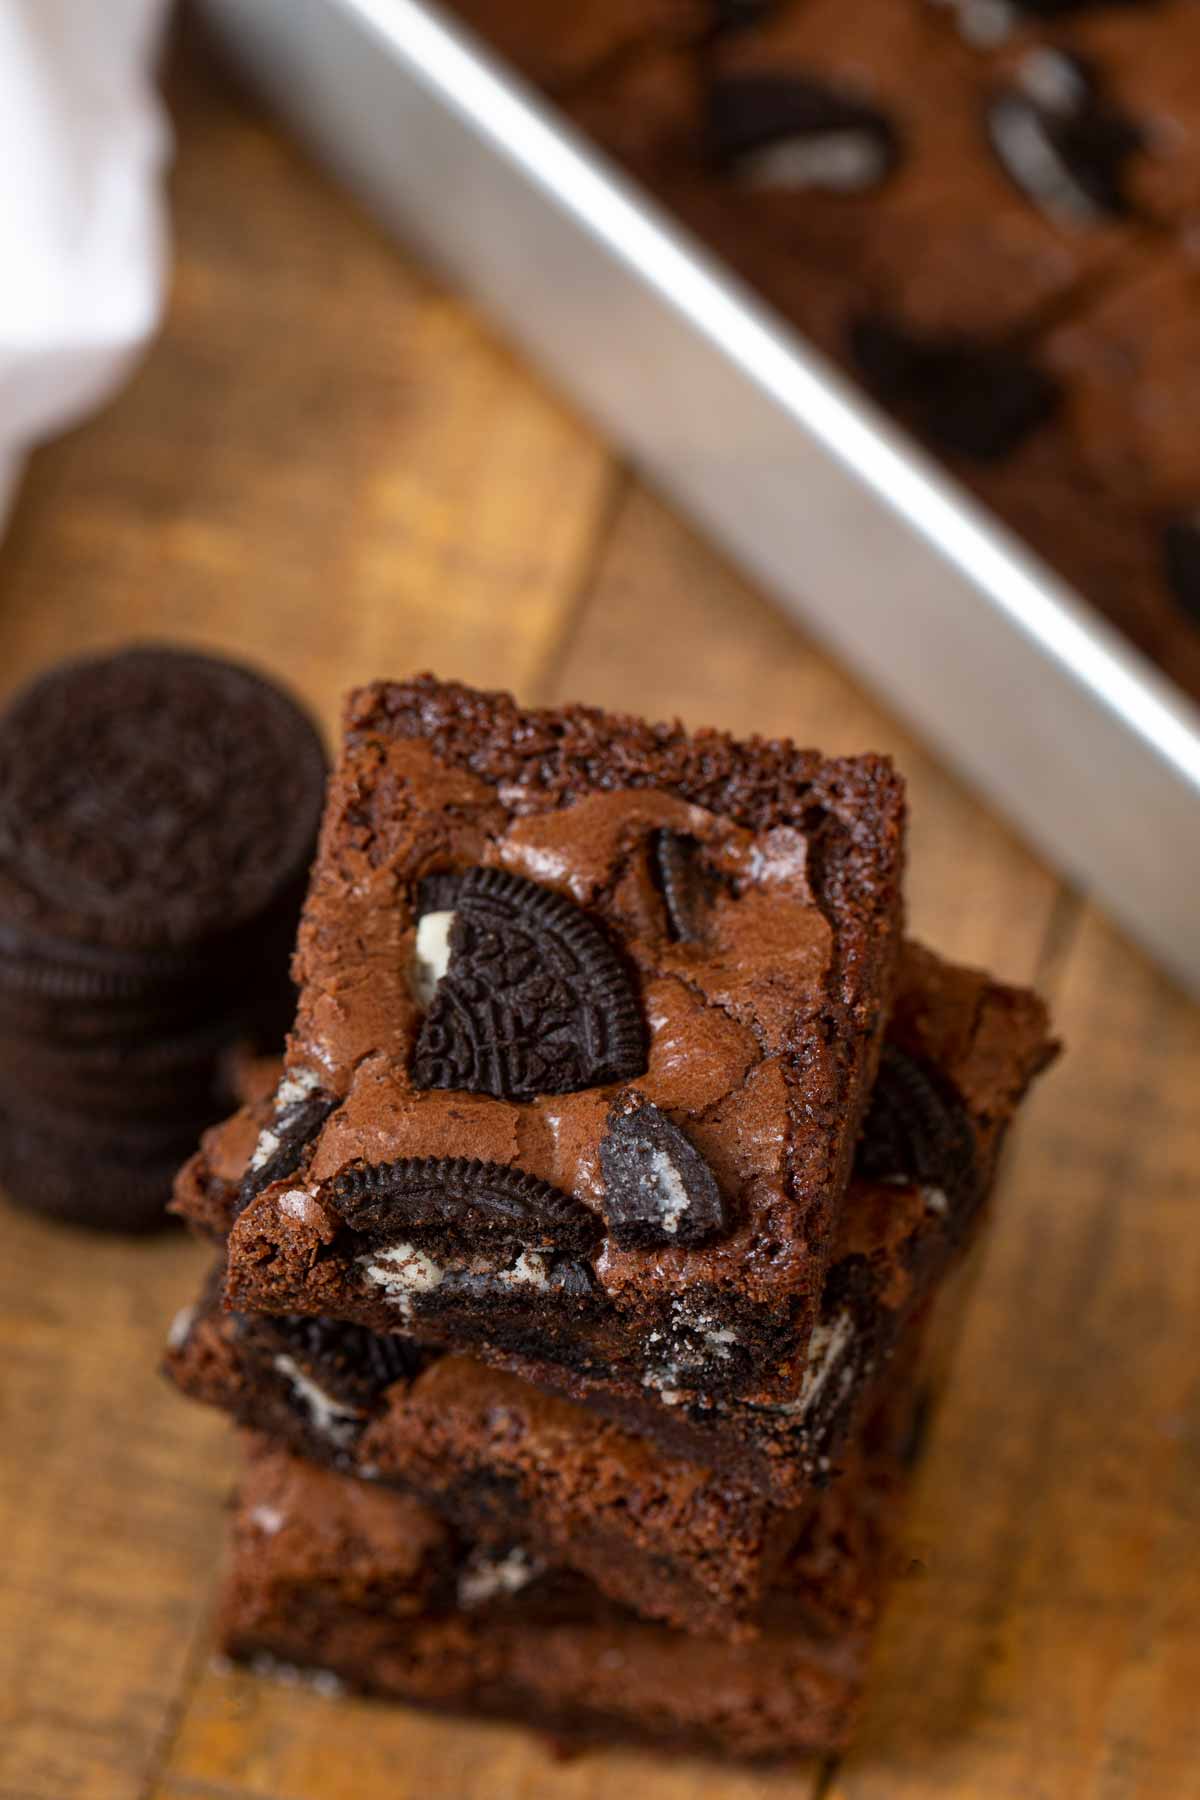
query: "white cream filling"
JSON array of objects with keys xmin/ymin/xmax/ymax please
[
  {"xmin": 647, "ymin": 1146, "xmax": 692, "ymax": 1235},
  {"xmin": 359, "ymin": 1242, "xmax": 447, "ymax": 1314},
  {"xmin": 923, "ymin": 1185, "xmax": 950, "ymax": 1216},
  {"xmin": 755, "ymin": 1309, "xmax": 857, "ymax": 1417},
  {"xmin": 167, "ymin": 1304, "xmax": 196, "ymax": 1352},
  {"xmin": 457, "ymin": 1547, "xmax": 545, "ymax": 1609},
  {"xmin": 797, "ymin": 1310, "xmax": 857, "ymax": 1412},
  {"xmin": 248, "ymin": 1067, "xmax": 323, "ymax": 1172},
  {"xmin": 411, "ymin": 910, "xmax": 456, "ymax": 1005},
  {"xmin": 250, "ymin": 1504, "xmax": 285, "ymax": 1536},
  {"xmin": 742, "ymin": 130, "xmax": 890, "ymax": 194},
  {"xmin": 272, "ymin": 1355, "xmax": 364, "ymax": 1446}
]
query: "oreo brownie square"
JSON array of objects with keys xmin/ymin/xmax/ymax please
[
  {"xmin": 218, "ymin": 1425, "xmax": 907, "ymax": 1759},
  {"xmin": 565, "ymin": 0, "xmax": 1142, "ymax": 363},
  {"xmin": 222, "ymin": 676, "xmax": 905, "ymax": 1410},
  {"xmin": 962, "ymin": 261, "xmax": 1200, "ymax": 693},
  {"xmin": 176, "ymin": 940, "xmax": 1055, "ymax": 1522}
]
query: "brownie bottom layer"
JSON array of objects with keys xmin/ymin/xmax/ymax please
[{"xmin": 217, "ymin": 1427, "xmax": 909, "ymax": 1761}]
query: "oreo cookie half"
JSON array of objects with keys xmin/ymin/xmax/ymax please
[
  {"xmin": 411, "ymin": 867, "xmax": 645, "ymax": 1101},
  {"xmin": 333, "ymin": 1157, "xmax": 600, "ymax": 1257}
]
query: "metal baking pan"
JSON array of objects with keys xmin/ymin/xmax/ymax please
[{"xmin": 202, "ymin": 0, "xmax": 1200, "ymax": 996}]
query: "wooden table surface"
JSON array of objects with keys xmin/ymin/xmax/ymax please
[{"xmin": 2, "ymin": 30, "xmax": 1197, "ymax": 1800}]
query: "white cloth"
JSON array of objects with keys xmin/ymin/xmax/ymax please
[{"xmin": 0, "ymin": 0, "xmax": 171, "ymax": 522}]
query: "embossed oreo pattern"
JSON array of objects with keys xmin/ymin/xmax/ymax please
[
  {"xmin": 333, "ymin": 1156, "xmax": 602, "ymax": 1255},
  {"xmin": 411, "ymin": 867, "xmax": 644, "ymax": 1101}
]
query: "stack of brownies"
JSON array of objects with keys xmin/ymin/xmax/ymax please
[{"xmin": 166, "ymin": 675, "xmax": 1056, "ymax": 1759}]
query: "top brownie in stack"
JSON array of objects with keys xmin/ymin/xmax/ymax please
[{"xmin": 224, "ymin": 675, "xmax": 905, "ymax": 1409}]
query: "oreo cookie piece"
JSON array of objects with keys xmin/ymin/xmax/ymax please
[
  {"xmin": 333, "ymin": 1157, "xmax": 600, "ymax": 1258},
  {"xmin": 650, "ymin": 831, "xmax": 719, "ymax": 945},
  {"xmin": 707, "ymin": 74, "xmax": 901, "ymax": 193},
  {"xmin": 411, "ymin": 867, "xmax": 644, "ymax": 1101},
  {"xmin": 986, "ymin": 51, "xmax": 1145, "ymax": 225},
  {"xmin": 599, "ymin": 1092, "xmax": 729, "ymax": 1249},
  {"xmin": 857, "ymin": 1046, "xmax": 978, "ymax": 1223},
  {"xmin": 1163, "ymin": 514, "xmax": 1200, "ymax": 629},
  {"xmin": 237, "ymin": 1311, "xmax": 425, "ymax": 1413},
  {"xmin": 849, "ymin": 315, "xmax": 1060, "ymax": 461},
  {"xmin": 0, "ymin": 645, "xmax": 327, "ymax": 959},
  {"xmin": 237, "ymin": 1067, "xmax": 340, "ymax": 1216}
]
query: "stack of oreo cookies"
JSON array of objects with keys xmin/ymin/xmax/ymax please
[
  {"xmin": 164, "ymin": 676, "xmax": 1058, "ymax": 1759},
  {"xmin": 0, "ymin": 647, "xmax": 327, "ymax": 1231}
]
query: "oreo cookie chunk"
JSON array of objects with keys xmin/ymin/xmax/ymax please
[
  {"xmin": 599, "ymin": 1091, "xmax": 729, "ymax": 1249},
  {"xmin": 985, "ymin": 50, "xmax": 1145, "ymax": 224},
  {"xmin": 706, "ymin": 73, "xmax": 901, "ymax": 192}
]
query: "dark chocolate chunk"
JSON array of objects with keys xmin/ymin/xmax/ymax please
[
  {"xmin": 986, "ymin": 51, "xmax": 1144, "ymax": 224},
  {"xmin": 599, "ymin": 1093, "xmax": 729, "ymax": 1249},
  {"xmin": 707, "ymin": 74, "xmax": 900, "ymax": 193},
  {"xmin": 332, "ymin": 1156, "xmax": 601, "ymax": 1257},
  {"xmin": 857, "ymin": 1047, "xmax": 978, "ymax": 1217},
  {"xmin": 651, "ymin": 831, "xmax": 716, "ymax": 944},
  {"xmin": 411, "ymin": 867, "xmax": 644, "ymax": 1101},
  {"xmin": 237, "ymin": 1075, "xmax": 339, "ymax": 1216},
  {"xmin": 1163, "ymin": 514, "xmax": 1200, "ymax": 628},
  {"xmin": 240, "ymin": 1312, "xmax": 424, "ymax": 1410},
  {"xmin": 849, "ymin": 315, "xmax": 1060, "ymax": 461}
]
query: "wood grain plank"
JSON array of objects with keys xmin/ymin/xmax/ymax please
[
  {"xmin": 829, "ymin": 906, "xmax": 1200, "ymax": 1800},
  {"xmin": 547, "ymin": 487, "xmax": 1063, "ymax": 983},
  {"xmin": 160, "ymin": 1668, "xmax": 817, "ymax": 1800},
  {"xmin": 0, "ymin": 1228, "xmax": 227, "ymax": 1800},
  {"xmin": 0, "ymin": 29, "xmax": 614, "ymax": 1800}
]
